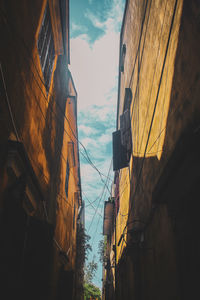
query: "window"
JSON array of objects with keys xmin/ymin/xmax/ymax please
[
  {"xmin": 112, "ymin": 88, "xmax": 132, "ymax": 171},
  {"xmin": 37, "ymin": 4, "xmax": 55, "ymax": 92},
  {"xmin": 112, "ymin": 130, "xmax": 129, "ymax": 171},
  {"xmin": 68, "ymin": 141, "xmax": 75, "ymax": 168},
  {"xmin": 120, "ymin": 44, "xmax": 126, "ymax": 72},
  {"xmin": 123, "ymin": 88, "xmax": 132, "ymax": 111},
  {"xmin": 65, "ymin": 160, "xmax": 70, "ymax": 199},
  {"xmin": 114, "ymin": 172, "xmax": 120, "ymax": 215},
  {"xmin": 73, "ymin": 203, "xmax": 76, "ymax": 229},
  {"xmin": 120, "ymin": 109, "xmax": 132, "ymax": 155},
  {"xmin": 74, "ymin": 191, "xmax": 81, "ymax": 207},
  {"xmin": 5, "ymin": 140, "xmax": 43, "ymax": 215}
]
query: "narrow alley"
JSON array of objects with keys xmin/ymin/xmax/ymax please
[{"xmin": 0, "ymin": 1, "xmax": 200, "ymax": 300}]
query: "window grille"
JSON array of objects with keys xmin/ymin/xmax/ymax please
[
  {"xmin": 65, "ymin": 160, "xmax": 70, "ymax": 199},
  {"xmin": 37, "ymin": 4, "xmax": 55, "ymax": 92}
]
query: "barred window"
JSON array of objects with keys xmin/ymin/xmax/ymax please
[
  {"xmin": 37, "ymin": 4, "xmax": 55, "ymax": 92},
  {"xmin": 65, "ymin": 160, "xmax": 70, "ymax": 199}
]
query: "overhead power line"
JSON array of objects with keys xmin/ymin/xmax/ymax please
[{"xmin": 0, "ymin": 7, "xmax": 113, "ymax": 193}]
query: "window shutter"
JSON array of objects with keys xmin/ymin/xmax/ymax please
[
  {"xmin": 114, "ymin": 173, "xmax": 120, "ymax": 215},
  {"xmin": 37, "ymin": 3, "xmax": 55, "ymax": 92},
  {"xmin": 68, "ymin": 142, "xmax": 75, "ymax": 168},
  {"xmin": 74, "ymin": 191, "xmax": 81, "ymax": 207},
  {"xmin": 65, "ymin": 160, "xmax": 70, "ymax": 198},
  {"xmin": 120, "ymin": 109, "xmax": 132, "ymax": 162},
  {"xmin": 124, "ymin": 88, "xmax": 132, "ymax": 111},
  {"xmin": 120, "ymin": 44, "xmax": 126, "ymax": 72},
  {"xmin": 112, "ymin": 130, "xmax": 128, "ymax": 171},
  {"xmin": 73, "ymin": 204, "xmax": 76, "ymax": 229}
]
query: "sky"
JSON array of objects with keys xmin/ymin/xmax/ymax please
[{"xmin": 69, "ymin": 0, "xmax": 125, "ymax": 288}]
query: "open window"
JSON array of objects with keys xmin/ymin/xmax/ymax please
[{"xmin": 37, "ymin": 3, "xmax": 55, "ymax": 92}]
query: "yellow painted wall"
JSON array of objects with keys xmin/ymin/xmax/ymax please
[
  {"xmin": 55, "ymin": 92, "xmax": 80, "ymax": 271},
  {"xmin": 116, "ymin": 168, "xmax": 130, "ymax": 263},
  {"xmin": 110, "ymin": 0, "xmax": 200, "ymax": 299},
  {"xmin": 0, "ymin": 0, "xmax": 80, "ymax": 298},
  {"xmin": 115, "ymin": 0, "xmax": 184, "ymax": 262}
]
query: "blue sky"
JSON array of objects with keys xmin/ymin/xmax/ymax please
[{"xmin": 69, "ymin": 0, "xmax": 125, "ymax": 288}]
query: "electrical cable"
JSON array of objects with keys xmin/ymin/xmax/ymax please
[
  {"xmin": 0, "ymin": 8, "xmax": 119, "ymax": 267},
  {"xmin": 116, "ymin": 0, "xmax": 172, "ymax": 219},
  {"xmin": 0, "ymin": 60, "xmax": 74, "ymax": 212},
  {"xmin": 1, "ymin": 60, "xmax": 68, "ymax": 256},
  {"xmin": 1, "ymin": 13, "xmax": 114, "ymax": 226},
  {"xmin": 115, "ymin": 0, "xmax": 153, "ymax": 220},
  {"xmin": 82, "ymin": 191, "xmax": 103, "ymax": 217},
  {"xmin": 128, "ymin": 0, "xmax": 151, "ymax": 89},
  {"xmin": 113, "ymin": 0, "xmax": 178, "ymax": 262},
  {"xmin": 90, "ymin": 161, "xmax": 113, "ymax": 247},
  {"xmin": 87, "ymin": 160, "xmax": 112, "ymax": 233},
  {"xmin": 0, "ymin": 8, "xmax": 113, "ymax": 186},
  {"xmin": 137, "ymin": 0, "xmax": 169, "ymax": 155},
  {"xmin": 0, "ymin": 63, "xmax": 20, "ymax": 141},
  {"xmin": 120, "ymin": 0, "xmax": 179, "ymax": 232},
  {"xmin": 87, "ymin": 181, "xmax": 108, "ymax": 233},
  {"xmin": 1, "ymin": 17, "xmax": 115, "ymax": 258},
  {"xmin": 90, "ymin": 204, "xmax": 104, "ymax": 248}
]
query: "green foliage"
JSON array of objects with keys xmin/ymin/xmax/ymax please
[
  {"xmin": 84, "ymin": 257, "xmax": 101, "ymax": 299},
  {"xmin": 84, "ymin": 258, "xmax": 98, "ymax": 284},
  {"xmin": 75, "ymin": 224, "xmax": 92, "ymax": 298},
  {"xmin": 75, "ymin": 227, "xmax": 101, "ymax": 299},
  {"xmin": 84, "ymin": 282, "xmax": 101, "ymax": 300},
  {"xmin": 76, "ymin": 224, "xmax": 92, "ymax": 266},
  {"xmin": 98, "ymin": 238, "xmax": 107, "ymax": 263}
]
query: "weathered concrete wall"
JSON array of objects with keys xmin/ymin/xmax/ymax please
[
  {"xmin": 110, "ymin": 0, "xmax": 200, "ymax": 299},
  {"xmin": 0, "ymin": 1, "xmax": 81, "ymax": 299},
  {"xmin": 117, "ymin": 0, "xmax": 184, "ymax": 232}
]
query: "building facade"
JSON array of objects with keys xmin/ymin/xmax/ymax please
[
  {"xmin": 0, "ymin": 1, "xmax": 83, "ymax": 299},
  {"xmin": 103, "ymin": 0, "xmax": 200, "ymax": 299}
]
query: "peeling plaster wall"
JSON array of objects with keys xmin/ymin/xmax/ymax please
[
  {"xmin": 111, "ymin": 0, "xmax": 200, "ymax": 299},
  {"xmin": 0, "ymin": 1, "xmax": 80, "ymax": 299}
]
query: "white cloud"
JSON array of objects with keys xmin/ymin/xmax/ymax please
[
  {"xmin": 81, "ymin": 137, "xmax": 98, "ymax": 148},
  {"xmin": 85, "ymin": 0, "xmax": 124, "ymax": 33},
  {"xmin": 71, "ymin": 22, "xmax": 88, "ymax": 34},
  {"xmin": 98, "ymin": 133, "xmax": 111, "ymax": 145},
  {"xmin": 69, "ymin": 31, "xmax": 119, "ymax": 111},
  {"xmin": 79, "ymin": 124, "xmax": 97, "ymax": 135},
  {"xmin": 84, "ymin": 10, "xmax": 107, "ymax": 30},
  {"xmin": 70, "ymin": 1, "xmax": 125, "ymax": 243},
  {"xmin": 69, "ymin": 0, "xmax": 125, "ymax": 112}
]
